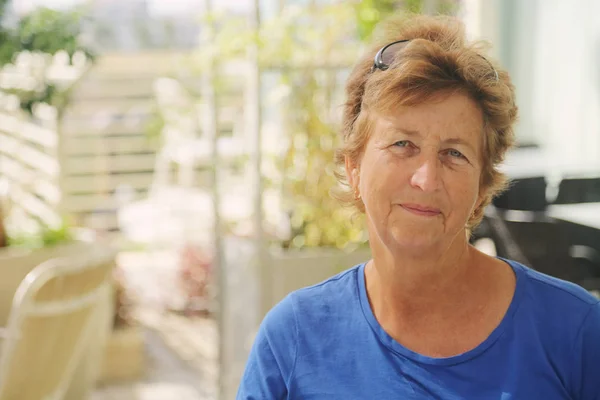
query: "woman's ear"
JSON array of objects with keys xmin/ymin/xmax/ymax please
[
  {"xmin": 474, "ymin": 187, "xmax": 488, "ymax": 214},
  {"xmin": 345, "ymin": 156, "xmax": 359, "ymax": 188}
]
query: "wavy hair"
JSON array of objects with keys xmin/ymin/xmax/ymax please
[{"xmin": 333, "ymin": 14, "xmax": 518, "ymax": 229}]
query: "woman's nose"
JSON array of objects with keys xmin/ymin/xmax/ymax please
[{"xmin": 410, "ymin": 156, "xmax": 442, "ymax": 192}]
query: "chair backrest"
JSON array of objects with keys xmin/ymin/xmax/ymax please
[
  {"xmin": 0, "ymin": 241, "xmax": 97, "ymax": 325},
  {"xmin": 554, "ymin": 177, "xmax": 600, "ymax": 204},
  {"xmin": 492, "ymin": 177, "xmax": 548, "ymax": 211},
  {"xmin": 481, "ymin": 207, "xmax": 530, "ymax": 266},
  {"xmin": 0, "ymin": 245, "xmax": 116, "ymax": 400},
  {"xmin": 499, "ymin": 211, "xmax": 591, "ymax": 282}
]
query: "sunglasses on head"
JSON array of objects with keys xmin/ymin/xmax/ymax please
[{"xmin": 371, "ymin": 39, "xmax": 499, "ymax": 82}]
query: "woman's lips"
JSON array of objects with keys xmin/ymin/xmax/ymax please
[{"xmin": 400, "ymin": 203, "xmax": 441, "ymax": 217}]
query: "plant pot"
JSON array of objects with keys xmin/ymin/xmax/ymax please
[
  {"xmin": 98, "ymin": 324, "xmax": 145, "ymax": 384},
  {"xmin": 263, "ymin": 246, "xmax": 371, "ymax": 318}
]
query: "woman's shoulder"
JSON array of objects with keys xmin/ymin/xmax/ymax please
[
  {"xmin": 507, "ymin": 258, "xmax": 598, "ymax": 306},
  {"xmin": 510, "ymin": 261, "xmax": 600, "ymax": 399},
  {"xmin": 504, "ymin": 258, "xmax": 599, "ymax": 329}
]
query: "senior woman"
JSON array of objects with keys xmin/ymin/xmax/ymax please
[{"xmin": 237, "ymin": 14, "xmax": 600, "ymax": 399}]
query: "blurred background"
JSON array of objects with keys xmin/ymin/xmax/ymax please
[{"xmin": 0, "ymin": 0, "xmax": 598, "ymax": 399}]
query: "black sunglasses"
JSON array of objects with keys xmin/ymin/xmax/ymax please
[
  {"xmin": 371, "ymin": 39, "xmax": 499, "ymax": 82},
  {"xmin": 371, "ymin": 40, "xmax": 411, "ymax": 72}
]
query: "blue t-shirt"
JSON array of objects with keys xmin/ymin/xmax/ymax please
[{"xmin": 237, "ymin": 259, "xmax": 600, "ymax": 399}]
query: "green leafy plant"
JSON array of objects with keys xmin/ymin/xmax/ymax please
[
  {"xmin": 0, "ymin": 4, "xmax": 94, "ymax": 115},
  {"xmin": 0, "ymin": 202, "xmax": 6, "ymax": 248},
  {"xmin": 16, "ymin": 8, "xmax": 91, "ymax": 58},
  {"xmin": 188, "ymin": 2, "xmax": 460, "ymax": 250},
  {"xmin": 143, "ymin": 102, "xmax": 165, "ymax": 144},
  {"xmin": 244, "ymin": 3, "xmax": 368, "ymax": 249},
  {"xmin": 355, "ymin": 0, "xmax": 398, "ymax": 41},
  {"xmin": 0, "ymin": 3, "xmax": 94, "ymax": 241},
  {"xmin": 190, "ymin": 4, "xmax": 368, "ymax": 249},
  {"xmin": 7, "ymin": 218, "xmax": 74, "ymax": 249}
]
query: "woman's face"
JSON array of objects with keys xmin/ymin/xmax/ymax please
[{"xmin": 348, "ymin": 91, "xmax": 485, "ymax": 253}]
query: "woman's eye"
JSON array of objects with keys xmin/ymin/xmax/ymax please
[
  {"xmin": 447, "ymin": 149, "xmax": 464, "ymax": 159},
  {"xmin": 393, "ymin": 140, "xmax": 410, "ymax": 147}
]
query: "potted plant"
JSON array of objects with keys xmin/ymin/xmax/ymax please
[
  {"xmin": 177, "ymin": 243, "xmax": 213, "ymax": 317},
  {"xmin": 255, "ymin": 3, "xmax": 372, "ymax": 316},
  {"xmin": 97, "ymin": 268, "xmax": 146, "ymax": 384}
]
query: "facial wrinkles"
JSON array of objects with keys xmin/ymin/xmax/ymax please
[
  {"xmin": 352, "ymin": 97, "xmax": 490, "ymax": 263},
  {"xmin": 390, "ymin": 98, "xmax": 481, "ymax": 160},
  {"xmin": 368, "ymin": 95, "xmax": 482, "ymax": 177}
]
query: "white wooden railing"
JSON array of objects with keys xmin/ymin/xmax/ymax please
[{"xmin": 0, "ymin": 51, "xmax": 89, "ymax": 235}]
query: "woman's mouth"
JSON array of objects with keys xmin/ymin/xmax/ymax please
[{"xmin": 400, "ymin": 203, "xmax": 441, "ymax": 217}]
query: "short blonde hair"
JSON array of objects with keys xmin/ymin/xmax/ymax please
[{"xmin": 334, "ymin": 14, "xmax": 518, "ymax": 229}]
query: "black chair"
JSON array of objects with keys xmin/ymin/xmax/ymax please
[
  {"xmin": 555, "ymin": 219, "xmax": 600, "ymax": 257},
  {"xmin": 554, "ymin": 177, "xmax": 600, "ymax": 204},
  {"xmin": 479, "ymin": 207, "xmax": 530, "ymax": 266},
  {"xmin": 493, "ymin": 177, "xmax": 548, "ymax": 211},
  {"xmin": 481, "ymin": 207, "xmax": 600, "ymax": 290}
]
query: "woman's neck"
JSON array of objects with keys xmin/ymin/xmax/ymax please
[
  {"xmin": 364, "ymin": 238, "xmax": 516, "ymax": 358},
  {"xmin": 365, "ymin": 233, "xmax": 485, "ymax": 323}
]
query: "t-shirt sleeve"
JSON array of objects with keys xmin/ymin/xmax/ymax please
[
  {"xmin": 571, "ymin": 301, "xmax": 600, "ymax": 400},
  {"xmin": 236, "ymin": 293, "xmax": 298, "ymax": 400}
]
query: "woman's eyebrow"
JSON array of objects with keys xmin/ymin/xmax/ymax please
[{"xmin": 386, "ymin": 127, "xmax": 421, "ymax": 137}]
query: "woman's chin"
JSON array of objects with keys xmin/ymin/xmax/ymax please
[{"xmin": 387, "ymin": 227, "xmax": 443, "ymax": 252}]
